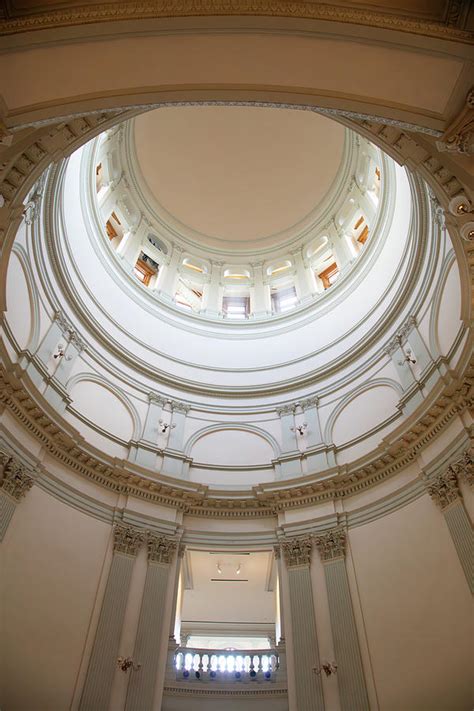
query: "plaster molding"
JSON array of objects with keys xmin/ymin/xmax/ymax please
[
  {"xmin": 1, "ymin": 361, "xmax": 472, "ymax": 517},
  {"xmin": 313, "ymin": 527, "xmax": 346, "ymax": 561},
  {"xmin": 385, "ymin": 315, "xmax": 417, "ymax": 355},
  {"xmin": 436, "ymin": 87, "xmax": 474, "ymax": 156},
  {"xmin": 0, "ymin": 450, "xmax": 34, "ymax": 501},
  {"xmin": 426, "ymin": 469, "xmax": 461, "ymax": 511},
  {"xmin": 113, "ymin": 522, "xmax": 146, "ymax": 556},
  {"xmin": 450, "ymin": 449, "xmax": 473, "ymax": 487},
  {"xmin": 147, "ymin": 532, "xmax": 178, "ymax": 564},
  {"xmin": 281, "ymin": 535, "xmax": 313, "ymax": 567}
]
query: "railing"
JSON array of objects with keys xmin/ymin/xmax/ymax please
[{"xmin": 173, "ymin": 646, "xmax": 281, "ymax": 683}]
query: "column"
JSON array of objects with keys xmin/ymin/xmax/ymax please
[
  {"xmin": 156, "ymin": 245, "xmax": 182, "ymax": 300},
  {"xmin": 0, "ymin": 452, "xmax": 34, "ymax": 541},
  {"xmin": 79, "ymin": 524, "xmax": 145, "ymax": 711},
  {"xmin": 314, "ymin": 529, "xmax": 369, "ymax": 711},
  {"xmin": 273, "ymin": 545, "xmax": 286, "ymax": 644},
  {"xmin": 133, "ymin": 392, "xmax": 166, "ymax": 468},
  {"xmin": 281, "ymin": 537, "xmax": 325, "ymax": 711},
  {"xmin": 291, "ymin": 251, "xmax": 314, "ymax": 302},
  {"xmin": 276, "ymin": 405, "xmax": 302, "ymax": 478},
  {"xmin": 202, "ymin": 260, "xmax": 223, "ymax": 315},
  {"xmin": 125, "ymin": 534, "xmax": 178, "ymax": 711},
  {"xmin": 425, "ymin": 459, "xmax": 473, "ymax": 593},
  {"xmin": 250, "ymin": 262, "xmax": 271, "ymax": 317}
]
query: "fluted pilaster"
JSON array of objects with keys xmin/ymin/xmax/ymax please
[
  {"xmin": 425, "ymin": 453, "xmax": 473, "ymax": 592},
  {"xmin": 0, "ymin": 452, "xmax": 34, "ymax": 541},
  {"xmin": 315, "ymin": 529, "xmax": 368, "ymax": 711},
  {"xmin": 125, "ymin": 534, "xmax": 178, "ymax": 711},
  {"xmin": 282, "ymin": 537, "xmax": 325, "ymax": 711},
  {"xmin": 79, "ymin": 524, "xmax": 144, "ymax": 711}
]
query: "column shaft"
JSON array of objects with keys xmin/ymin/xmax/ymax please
[
  {"xmin": 0, "ymin": 492, "xmax": 17, "ymax": 541},
  {"xmin": 323, "ymin": 559, "xmax": 369, "ymax": 711},
  {"xmin": 288, "ymin": 566, "xmax": 325, "ymax": 711},
  {"xmin": 79, "ymin": 553, "xmax": 135, "ymax": 711},
  {"xmin": 444, "ymin": 502, "xmax": 473, "ymax": 593},
  {"xmin": 125, "ymin": 562, "xmax": 170, "ymax": 711}
]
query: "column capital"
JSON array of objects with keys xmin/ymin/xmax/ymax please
[
  {"xmin": 147, "ymin": 533, "xmax": 178, "ymax": 564},
  {"xmin": 170, "ymin": 400, "xmax": 190, "ymax": 414},
  {"xmin": 301, "ymin": 396, "xmax": 320, "ymax": 410},
  {"xmin": 148, "ymin": 392, "xmax": 167, "ymax": 406},
  {"xmin": 113, "ymin": 523, "xmax": 145, "ymax": 556},
  {"xmin": 0, "ymin": 454, "xmax": 34, "ymax": 501},
  {"xmin": 314, "ymin": 528, "xmax": 346, "ymax": 562},
  {"xmin": 281, "ymin": 536, "xmax": 313, "ymax": 567},
  {"xmin": 426, "ymin": 468, "xmax": 461, "ymax": 510},
  {"xmin": 449, "ymin": 449, "xmax": 473, "ymax": 487},
  {"xmin": 276, "ymin": 403, "xmax": 296, "ymax": 416}
]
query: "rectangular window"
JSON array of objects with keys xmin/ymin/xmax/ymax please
[
  {"xmin": 222, "ymin": 296, "xmax": 250, "ymax": 319},
  {"xmin": 318, "ymin": 262, "xmax": 339, "ymax": 290},
  {"xmin": 271, "ymin": 285, "xmax": 298, "ymax": 313}
]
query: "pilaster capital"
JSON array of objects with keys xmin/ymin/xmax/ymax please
[
  {"xmin": 426, "ymin": 469, "xmax": 461, "ymax": 510},
  {"xmin": 148, "ymin": 392, "xmax": 167, "ymax": 406},
  {"xmin": 113, "ymin": 523, "xmax": 145, "ymax": 556},
  {"xmin": 448, "ymin": 449, "xmax": 473, "ymax": 487},
  {"xmin": 147, "ymin": 533, "xmax": 178, "ymax": 564},
  {"xmin": 385, "ymin": 315, "xmax": 417, "ymax": 355},
  {"xmin": 301, "ymin": 396, "xmax": 320, "ymax": 410},
  {"xmin": 276, "ymin": 403, "xmax": 296, "ymax": 417},
  {"xmin": 0, "ymin": 454, "xmax": 34, "ymax": 501},
  {"xmin": 273, "ymin": 544, "xmax": 281, "ymax": 560},
  {"xmin": 281, "ymin": 536, "xmax": 313, "ymax": 567},
  {"xmin": 170, "ymin": 400, "xmax": 190, "ymax": 414},
  {"xmin": 314, "ymin": 528, "xmax": 346, "ymax": 562}
]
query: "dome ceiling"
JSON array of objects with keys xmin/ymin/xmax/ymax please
[{"xmin": 133, "ymin": 106, "xmax": 345, "ymax": 250}]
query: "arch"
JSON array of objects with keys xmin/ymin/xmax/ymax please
[
  {"xmin": 11, "ymin": 241, "xmax": 41, "ymax": 354},
  {"xmin": 429, "ymin": 249, "xmax": 460, "ymax": 359},
  {"xmin": 323, "ymin": 378, "xmax": 403, "ymax": 445},
  {"xmin": 184, "ymin": 422, "xmax": 281, "ymax": 460},
  {"xmin": 66, "ymin": 372, "xmax": 142, "ymax": 441}
]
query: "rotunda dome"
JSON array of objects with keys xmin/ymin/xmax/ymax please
[{"xmin": 5, "ymin": 104, "xmax": 465, "ymax": 495}]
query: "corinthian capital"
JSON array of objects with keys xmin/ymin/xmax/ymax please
[
  {"xmin": 448, "ymin": 450, "xmax": 473, "ymax": 487},
  {"xmin": 0, "ymin": 455, "xmax": 34, "ymax": 501},
  {"xmin": 281, "ymin": 536, "xmax": 313, "ymax": 567},
  {"xmin": 113, "ymin": 523, "xmax": 145, "ymax": 556},
  {"xmin": 147, "ymin": 533, "xmax": 177, "ymax": 564},
  {"xmin": 314, "ymin": 528, "xmax": 346, "ymax": 562},
  {"xmin": 426, "ymin": 469, "xmax": 460, "ymax": 510}
]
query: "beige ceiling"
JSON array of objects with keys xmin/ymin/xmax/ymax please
[{"xmin": 133, "ymin": 106, "xmax": 345, "ymax": 249}]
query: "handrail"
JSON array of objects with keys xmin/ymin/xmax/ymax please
[{"xmin": 174, "ymin": 646, "xmax": 280, "ymax": 681}]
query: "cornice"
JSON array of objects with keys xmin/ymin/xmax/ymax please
[
  {"xmin": 0, "ymin": 2, "xmax": 472, "ymax": 43},
  {"xmin": 1, "ymin": 360, "xmax": 471, "ymax": 518}
]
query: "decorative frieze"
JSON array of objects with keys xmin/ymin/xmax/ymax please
[
  {"xmin": 147, "ymin": 533, "xmax": 177, "ymax": 564},
  {"xmin": 314, "ymin": 528, "xmax": 346, "ymax": 561},
  {"xmin": 281, "ymin": 536, "xmax": 313, "ymax": 567},
  {"xmin": 426, "ymin": 470, "xmax": 460, "ymax": 510},
  {"xmin": 113, "ymin": 523, "xmax": 145, "ymax": 556},
  {"xmin": 0, "ymin": 454, "xmax": 34, "ymax": 501}
]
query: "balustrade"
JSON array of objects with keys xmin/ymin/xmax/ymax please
[{"xmin": 174, "ymin": 647, "xmax": 280, "ymax": 683}]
